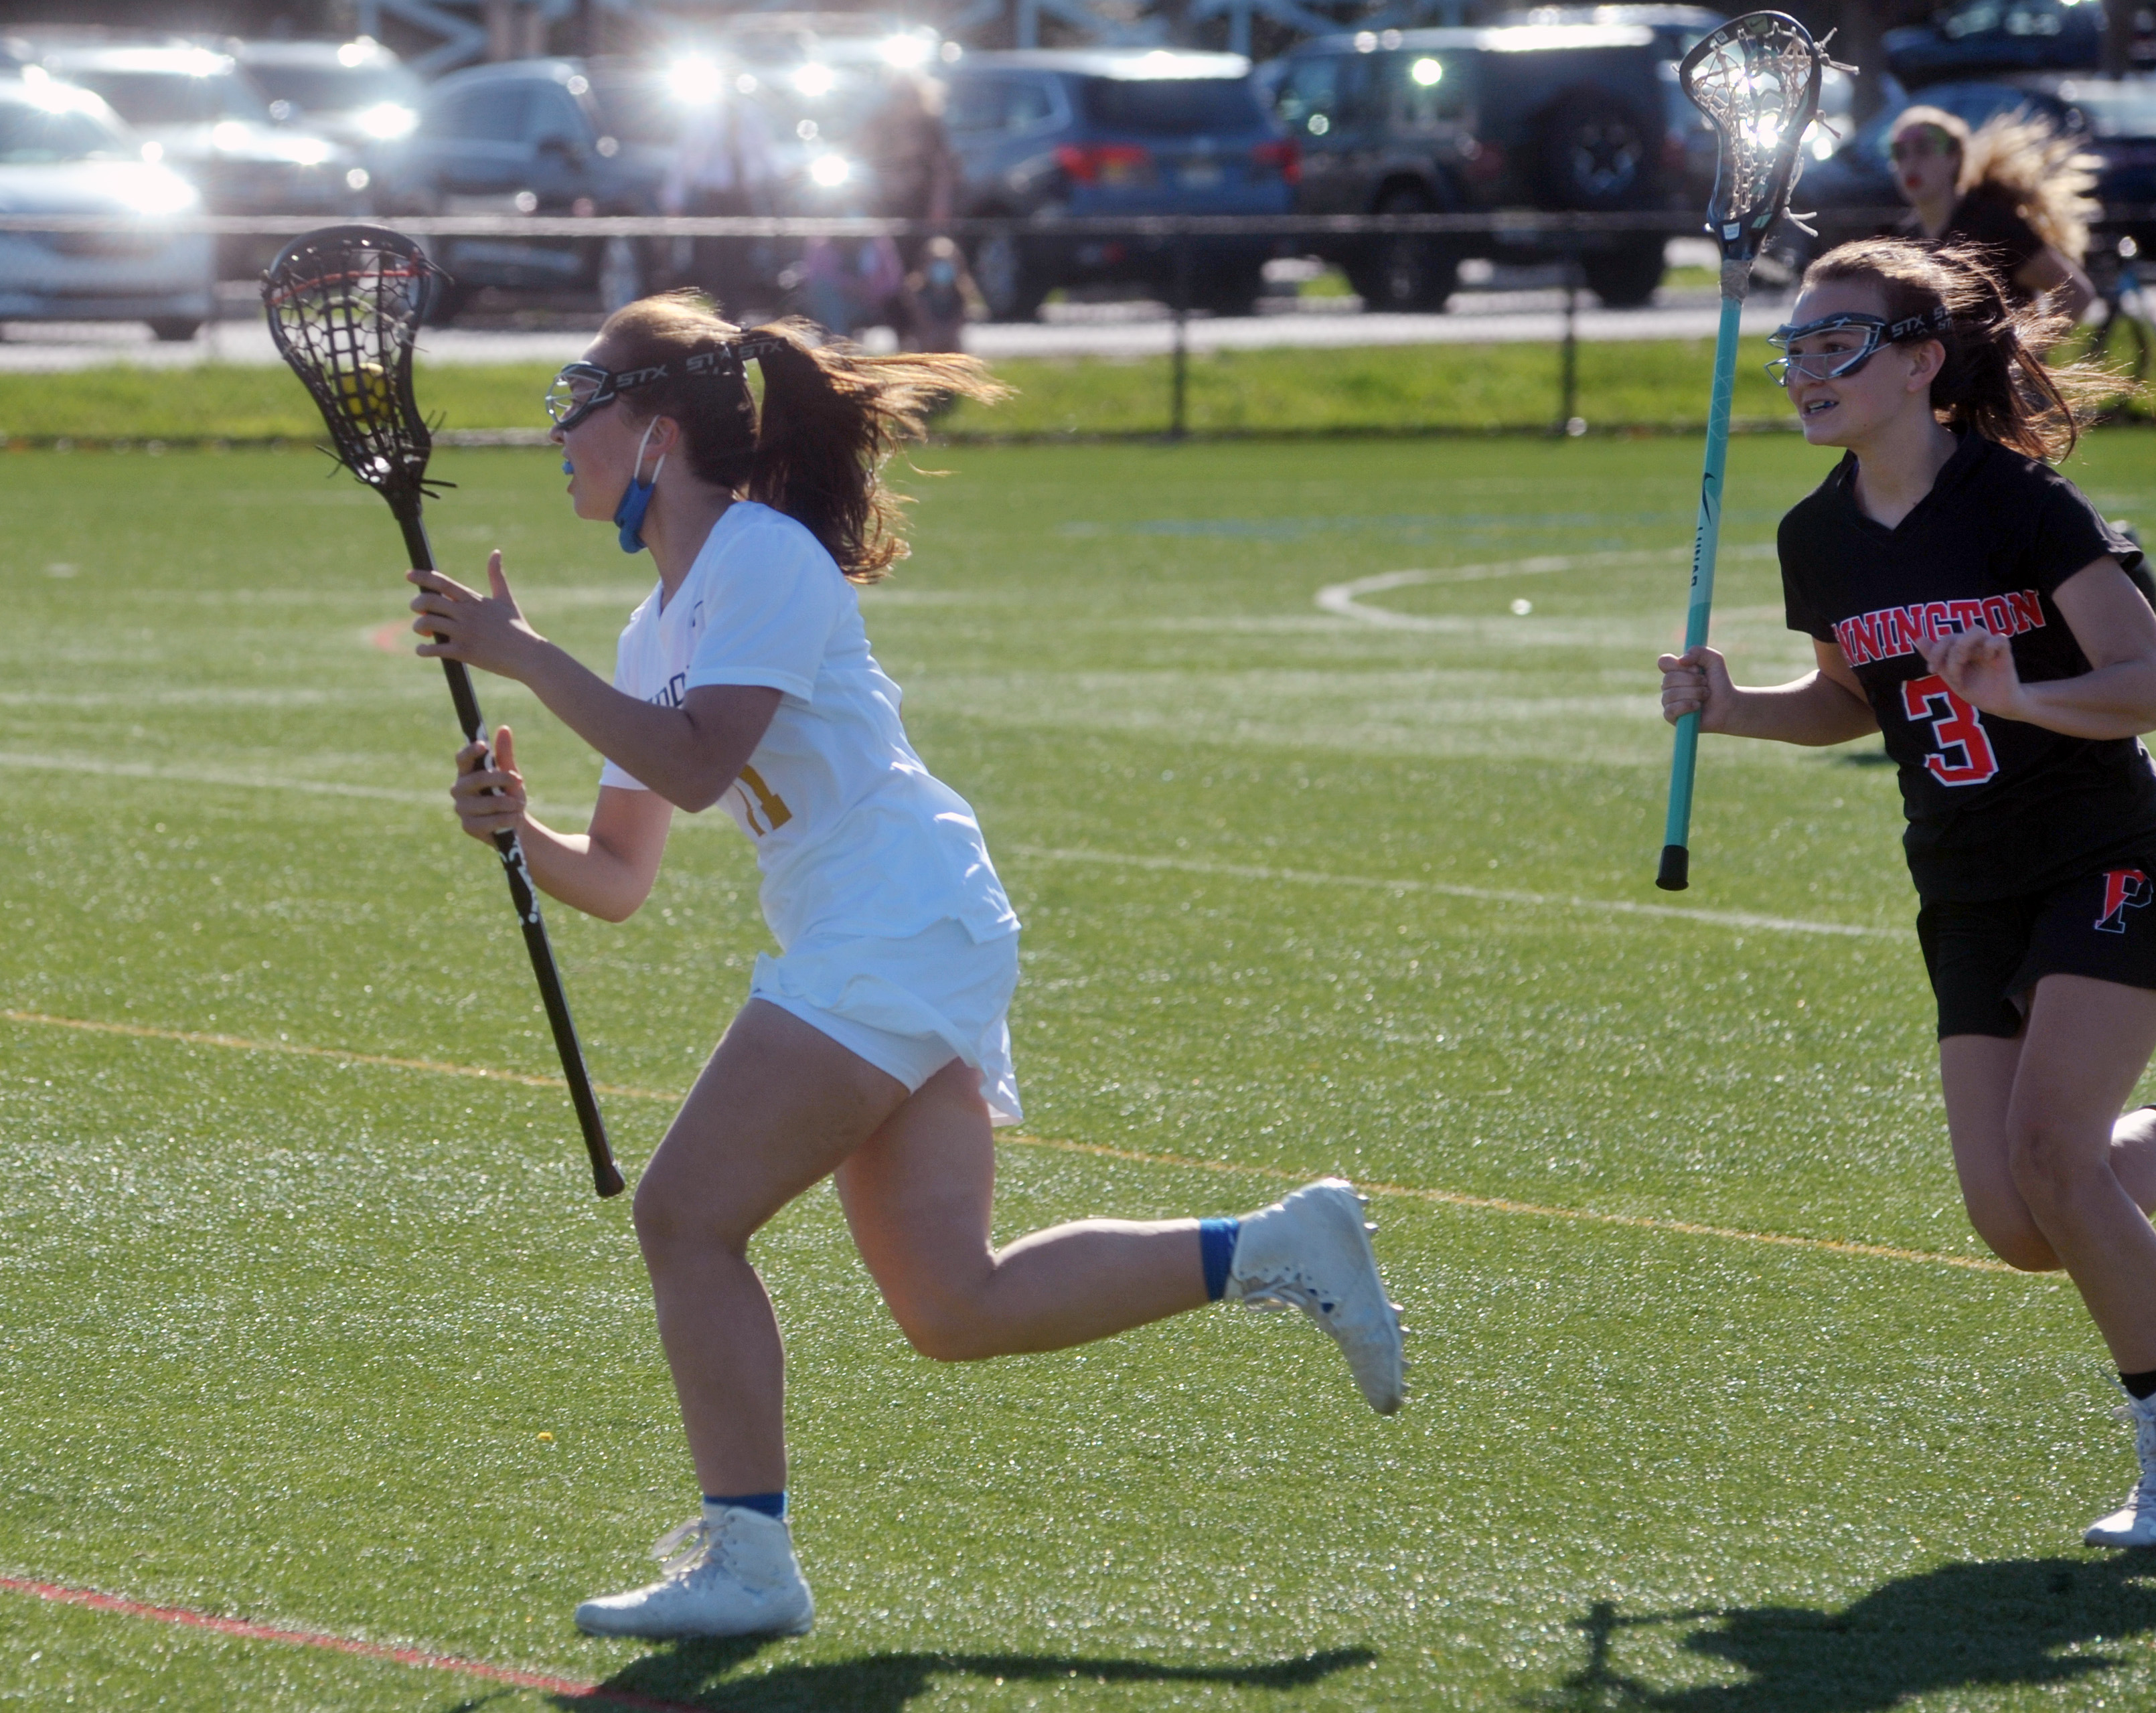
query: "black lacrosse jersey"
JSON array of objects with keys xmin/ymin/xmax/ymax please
[{"xmin": 1780, "ymin": 432, "xmax": 2156, "ymax": 902}]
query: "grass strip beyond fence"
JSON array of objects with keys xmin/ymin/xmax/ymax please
[{"xmin": 0, "ymin": 335, "xmax": 2146, "ymax": 444}]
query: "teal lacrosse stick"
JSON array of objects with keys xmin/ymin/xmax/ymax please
[{"xmin": 1657, "ymin": 12, "xmax": 1838, "ymax": 892}]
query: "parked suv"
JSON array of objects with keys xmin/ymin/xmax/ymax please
[
  {"xmin": 1885, "ymin": 0, "xmax": 2153, "ymax": 88},
  {"xmin": 943, "ymin": 50, "xmax": 1298, "ymax": 320},
  {"xmin": 375, "ymin": 58, "xmax": 671, "ymax": 319},
  {"xmin": 1269, "ymin": 23, "xmax": 1677, "ymax": 309}
]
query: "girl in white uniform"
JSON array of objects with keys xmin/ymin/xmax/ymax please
[{"xmin": 406, "ymin": 293, "xmax": 1406, "ymax": 1641}]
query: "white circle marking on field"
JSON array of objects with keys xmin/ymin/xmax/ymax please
[{"xmin": 1315, "ymin": 544, "xmax": 1776, "ymax": 629}]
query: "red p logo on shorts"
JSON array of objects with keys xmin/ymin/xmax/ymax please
[{"xmin": 2096, "ymin": 869, "xmax": 2154, "ymax": 934}]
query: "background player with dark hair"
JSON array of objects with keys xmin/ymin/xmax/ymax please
[{"xmin": 1658, "ymin": 237, "xmax": 2156, "ymax": 1548}]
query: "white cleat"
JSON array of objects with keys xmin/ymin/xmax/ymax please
[
  {"xmin": 2086, "ymin": 1393, "xmax": 2156, "ymax": 1549},
  {"xmin": 1226, "ymin": 1177, "xmax": 1405, "ymax": 1414},
  {"xmin": 574, "ymin": 1505, "xmax": 815, "ymax": 1639}
]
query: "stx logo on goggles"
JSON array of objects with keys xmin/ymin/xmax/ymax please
[{"xmin": 1833, "ymin": 591, "xmax": 2047, "ymax": 667}]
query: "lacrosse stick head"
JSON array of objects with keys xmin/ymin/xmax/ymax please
[
  {"xmin": 1679, "ymin": 11, "xmax": 1831, "ymax": 267},
  {"xmin": 262, "ymin": 224, "xmax": 446, "ymax": 505}
]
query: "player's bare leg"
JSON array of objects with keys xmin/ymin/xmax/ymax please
[
  {"xmin": 1969, "ymin": 975, "xmax": 2156, "ymax": 1548},
  {"xmin": 838, "ymin": 1064, "xmax": 1404, "ymax": 1410},
  {"xmin": 2000, "ymin": 975, "xmax": 2156, "ymax": 1368},
  {"xmin": 633, "ymin": 1000, "xmax": 909, "ymax": 1495},
  {"xmin": 1942, "ymin": 1030, "xmax": 2156, "ymax": 1272},
  {"xmin": 577, "ymin": 1003, "xmax": 907, "ymax": 1639},
  {"xmin": 835, "ymin": 1059, "xmax": 1212, "ymax": 1360}
]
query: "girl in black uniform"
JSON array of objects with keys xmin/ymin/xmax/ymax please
[
  {"xmin": 1659, "ymin": 237, "xmax": 2156, "ymax": 1547},
  {"xmin": 1888, "ymin": 105, "xmax": 2097, "ymax": 320}
]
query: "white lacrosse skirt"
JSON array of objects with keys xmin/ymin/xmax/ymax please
[{"xmin": 749, "ymin": 918, "xmax": 1022, "ymax": 1126}]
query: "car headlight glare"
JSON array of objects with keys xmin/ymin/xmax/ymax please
[{"xmin": 358, "ymin": 102, "xmax": 417, "ymax": 140}]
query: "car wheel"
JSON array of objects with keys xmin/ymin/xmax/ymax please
[
  {"xmin": 972, "ymin": 231, "xmax": 1047, "ymax": 323},
  {"xmin": 147, "ymin": 317, "xmax": 201, "ymax": 343},
  {"xmin": 423, "ymin": 280, "xmax": 471, "ymax": 327},
  {"xmin": 1580, "ymin": 236, "xmax": 1667, "ymax": 308},
  {"xmin": 599, "ymin": 237, "xmax": 644, "ymax": 314},
  {"xmin": 1538, "ymin": 93, "xmax": 1651, "ymax": 210},
  {"xmin": 1190, "ymin": 257, "xmax": 1266, "ymax": 317},
  {"xmin": 1344, "ymin": 191, "xmax": 1457, "ymax": 313}
]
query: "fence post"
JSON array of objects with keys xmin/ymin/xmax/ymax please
[
  {"xmin": 1170, "ymin": 223, "xmax": 1192, "ymax": 441},
  {"xmin": 1559, "ymin": 249, "xmax": 1582, "ymax": 434}
]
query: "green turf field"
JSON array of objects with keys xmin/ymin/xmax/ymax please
[{"xmin": 3, "ymin": 431, "xmax": 2156, "ymax": 1710}]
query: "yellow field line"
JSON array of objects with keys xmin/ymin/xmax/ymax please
[
  {"xmin": 0, "ymin": 1009, "xmax": 679, "ymax": 1103},
  {"xmin": 1, "ymin": 1007, "xmax": 2019, "ymax": 1278}
]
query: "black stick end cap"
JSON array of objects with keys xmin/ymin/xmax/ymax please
[{"xmin": 1656, "ymin": 845, "xmax": 1691, "ymax": 892}]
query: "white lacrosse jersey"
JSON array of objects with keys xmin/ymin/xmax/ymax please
[{"xmin": 598, "ymin": 501, "xmax": 1018, "ymax": 951}]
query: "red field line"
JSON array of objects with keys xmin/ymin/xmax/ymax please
[{"xmin": 1, "ymin": 1574, "xmax": 707, "ymax": 1711}]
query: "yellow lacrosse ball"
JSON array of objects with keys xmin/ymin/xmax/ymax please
[{"xmin": 335, "ymin": 361, "xmax": 391, "ymax": 421}]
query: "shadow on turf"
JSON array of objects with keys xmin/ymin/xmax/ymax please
[
  {"xmin": 1537, "ymin": 1554, "xmax": 2156, "ymax": 1710},
  {"xmin": 561, "ymin": 1643, "xmax": 1374, "ymax": 1710}
]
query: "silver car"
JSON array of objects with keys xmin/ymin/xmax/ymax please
[{"xmin": 0, "ymin": 74, "xmax": 213, "ymax": 338}]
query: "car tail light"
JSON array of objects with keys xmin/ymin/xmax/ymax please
[
  {"xmin": 1251, "ymin": 139, "xmax": 1300, "ymax": 184},
  {"xmin": 1055, "ymin": 143, "xmax": 1153, "ymax": 185}
]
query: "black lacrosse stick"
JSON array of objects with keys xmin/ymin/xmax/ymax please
[{"xmin": 263, "ymin": 224, "xmax": 623, "ymax": 1198}]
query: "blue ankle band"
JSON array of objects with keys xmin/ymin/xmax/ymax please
[
  {"xmin": 1199, "ymin": 1218, "xmax": 1239, "ymax": 1302},
  {"xmin": 704, "ymin": 1490, "xmax": 786, "ymax": 1520}
]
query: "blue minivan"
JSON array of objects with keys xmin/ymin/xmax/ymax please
[{"xmin": 942, "ymin": 50, "xmax": 1298, "ymax": 319}]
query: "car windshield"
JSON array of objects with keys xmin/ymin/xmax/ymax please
[
  {"xmin": 1938, "ymin": 0, "xmax": 2083, "ymax": 40},
  {"xmin": 0, "ymin": 95, "xmax": 134, "ymax": 163},
  {"xmin": 2066, "ymin": 84, "xmax": 2156, "ymax": 137},
  {"xmin": 64, "ymin": 68, "xmax": 268, "ymax": 127},
  {"xmin": 245, "ymin": 64, "xmax": 418, "ymax": 112},
  {"xmin": 1083, "ymin": 76, "xmax": 1263, "ymax": 135}
]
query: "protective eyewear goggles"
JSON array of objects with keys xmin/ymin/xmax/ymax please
[
  {"xmin": 1888, "ymin": 125, "xmax": 1956, "ymax": 163},
  {"xmin": 544, "ymin": 360, "xmax": 668, "ymax": 432},
  {"xmin": 1764, "ymin": 305, "xmax": 1950, "ymax": 387},
  {"xmin": 543, "ymin": 337, "xmax": 786, "ymax": 432}
]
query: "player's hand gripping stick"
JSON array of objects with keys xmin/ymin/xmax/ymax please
[
  {"xmin": 1659, "ymin": 13, "xmax": 1843, "ymax": 891},
  {"xmin": 262, "ymin": 225, "xmax": 623, "ymax": 1198}
]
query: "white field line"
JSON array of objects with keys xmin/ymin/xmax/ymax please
[
  {"xmin": 0, "ymin": 1007, "xmax": 2015, "ymax": 1277},
  {"xmin": 0, "ymin": 751, "xmax": 1900, "ymax": 941},
  {"xmin": 1316, "ymin": 544, "xmax": 1778, "ymax": 630},
  {"xmin": 1004, "ymin": 844, "xmax": 1909, "ymax": 941},
  {"xmin": 0, "ymin": 750, "xmax": 437, "ymax": 805}
]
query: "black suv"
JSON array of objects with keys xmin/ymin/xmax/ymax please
[
  {"xmin": 1269, "ymin": 23, "xmax": 1679, "ymax": 308},
  {"xmin": 375, "ymin": 58, "xmax": 670, "ymax": 318}
]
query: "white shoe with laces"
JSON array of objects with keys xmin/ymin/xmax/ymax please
[
  {"xmin": 1226, "ymin": 1177, "xmax": 1405, "ymax": 1414},
  {"xmin": 573, "ymin": 1504, "xmax": 815, "ymax": 1639},
  {"xmin": 2086, "ymin": 1391, "xmax": 2156, "ymax": 1548}
]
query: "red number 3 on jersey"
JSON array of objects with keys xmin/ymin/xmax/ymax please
[{"xmin": 1901, "ymin": 673, "xmax": 2001, "ymax": 787}]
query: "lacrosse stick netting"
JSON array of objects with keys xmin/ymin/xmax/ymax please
[
  {"xmin": 262, "ymin": 226, "xmax": 623, "ymax": 1197},
  {"xmin": 1657, "ymin": 15, "xmax": 1843, "ymax": 892},
  {"xmin": 262, "ymin": 226, "xmax": 438, "ymax": 501}
]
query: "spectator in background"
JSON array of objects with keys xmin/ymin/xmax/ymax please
[
  {"xmin": 862, "ymin": 72, "xmax": 957, "ymax": 266},
  {"xmin": 663, "ymin": 76, "xmax": 779, "ymax": 317},
  {"xmin": 904, "ymin": 235, "xmax": 985, "ymax": 354},
  {"xmin": 800, "ymin": 233, "xmax": 907, "ymax": 341},
  {"xmin": 1891, "ymin": 105, "xmax": 2098, "ymax": 322}
]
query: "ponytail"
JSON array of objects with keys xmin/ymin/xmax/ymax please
[
  {"xmin": 595, "ymin": 292, "xmax": 1008, "ymax": 582},
  {"xmin": 1802, "ymin": 238, "xmax": 2128, "ymax": 462}
]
